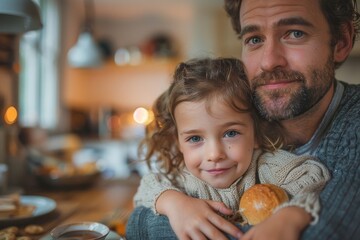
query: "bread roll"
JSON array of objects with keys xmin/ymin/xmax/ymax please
[
  {"xmin": 0, "ymin": 194, "xmax": 35, "ymax": 219},
  {"xmin": 0, "ymin": 194, "xmax": 19, "ymax": 218},
  {"xmin": 239, "ymin": 184, "xmax": 288, "ymax": 225}
]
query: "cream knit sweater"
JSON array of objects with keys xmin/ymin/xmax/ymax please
[{"xmin": 134, "ymin": 149, "xmax": 330, "ymax": 224}]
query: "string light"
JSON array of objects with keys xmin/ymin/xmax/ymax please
[{"xmin": 4, "ymin": 106, "xmax": 18, "ymax": 124}]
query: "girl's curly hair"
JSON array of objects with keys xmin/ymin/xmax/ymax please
[{"xmin": 138, "ymin": 57, "xmax": 284, "ymax": 176}]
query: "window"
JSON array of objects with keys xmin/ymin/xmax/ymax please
[{"xmin": 19, "ymin": 0, "xmax": 60, "ymax": 129}]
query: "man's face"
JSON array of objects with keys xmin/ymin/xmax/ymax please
[{"xmin": 239, "ymin": 0, "xmax": 336, "ymax": 121}]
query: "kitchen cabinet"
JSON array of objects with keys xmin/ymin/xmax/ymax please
[{"xmin": 63, "ymin": 58, "xmax": 179, "ymax": 111}]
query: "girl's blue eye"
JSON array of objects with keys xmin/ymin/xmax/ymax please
[
  {"xmin": 225, "ymin": 130, "xmax": 239, "ymax": 138},
  {"xmin": 188, "ymin": 136, "xmax": 202, "ymax": 143}
]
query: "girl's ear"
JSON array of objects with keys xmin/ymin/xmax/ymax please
[{"xmin": 334, "ymin": 22, "xmax": 354, "ymax": 63}]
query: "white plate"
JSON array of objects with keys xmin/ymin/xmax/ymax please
[
  {"xmin": 0, "ymin": 195, "xmax": 56, "ymax": 225},
  {"xmin": 40, "ymin": 230, "xmax": 124, "ymax": 240}
]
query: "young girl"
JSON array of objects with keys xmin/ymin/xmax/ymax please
[{"xmin": 128, "ymin": 58, "xmax": 330, "ymax": 240}]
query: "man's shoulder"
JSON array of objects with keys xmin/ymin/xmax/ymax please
[
  {"xmin": 317, "ymin": 82, "xmax": 360, "ymax": 165},
  {"xmin": 338, "ymin": 82, "xmax": 360, "ymax": 121},
  {"xmin": 341, "ymin": 81, "xmax": 360, "ymax": 100}
]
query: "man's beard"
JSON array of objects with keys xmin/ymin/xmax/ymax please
[{"xmin": 251, "ymin": 57, "xmax": 335, "ymax": 121}]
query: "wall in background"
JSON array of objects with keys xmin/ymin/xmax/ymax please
[
  {"xmin": 61, "ymin": 0, "xmax": 241, "ymax": 113},
  {"xmin": 336, "ymin": 56, "xmax": 360, "ymax": 84},
  {"xmin": 62, "ymin": 0, "xmax": 240, "ymax": 59}
]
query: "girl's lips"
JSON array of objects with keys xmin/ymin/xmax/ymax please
[{"xmin": 206, "ymin": 168, "xmax": 229, "ymax": 175}]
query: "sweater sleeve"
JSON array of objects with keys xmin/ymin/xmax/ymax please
[
  {"xmin": 258, "ymin": 150, "xmax": 331, "ymax": 224},
  {"xmin": 133, "ymin": 173, "xmax": 183, "ymax": 214}
]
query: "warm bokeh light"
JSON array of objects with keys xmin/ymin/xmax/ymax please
[
  {"xmin": 133, "ymin": 107, "xmax": 149, "ymax": 124},
  {"xmin": 4, "ymin": 106, "xmax": 18, "ymax": 124},
  {"xmin": 147, "ymin": 110, "xmax": 154, "ymax": 124}
]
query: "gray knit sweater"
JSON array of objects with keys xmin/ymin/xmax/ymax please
[
  {"xmin": 299, "ymin": 82, "xmax": 360, "ymax": 239},
  {"xmin": 134, "ymin": 149, "xmax": 330, "ymax": 225}
]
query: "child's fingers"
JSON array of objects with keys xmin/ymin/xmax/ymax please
[{"xmin": 206, "ymin": 200, "xmax": 234, "ymax": 215}]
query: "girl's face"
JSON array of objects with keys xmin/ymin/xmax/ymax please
[{"xmin": 175, "ymin": 99, "xmax": 258, "ymax": 189}]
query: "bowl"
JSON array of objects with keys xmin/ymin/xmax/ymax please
[
  {"xmin": 35, "ymin": 170, "xmax": 101, "ymax": 189},
  {"xmin": 50, "ymin": 222, "xmax": 110, "ymax": 240}
]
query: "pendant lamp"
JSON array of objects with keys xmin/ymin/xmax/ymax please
[
  {"xmin": 67, "ymin": 0, "xmax": 103, "ymax": 68},
  {"xmin": 0, "ymin": 0, "xmax": 42, "ymax": 33}
]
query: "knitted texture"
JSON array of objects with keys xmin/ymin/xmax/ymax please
[
  {"xmin": 134, "ymin": 149, "xmax": 330, "ymax": 223},
  {"xmin": 258, "ymin": 151, "xmax": 330, "ymax": 224},
  {"xmin": 301, "ymin": 82, "xmax": 360, "ymax": 240}
]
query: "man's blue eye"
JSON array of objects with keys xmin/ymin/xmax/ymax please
[
  {"xmin": 250, "ymin": 37, "xmax": 262, "ymax": 44},
  {"xmin": 292, "ymin": 31, "xmax": 304, "ymax": 38}
]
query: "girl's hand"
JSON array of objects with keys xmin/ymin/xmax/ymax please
[
  {"xmin": 156, "ymin": 190, "xmax": 243, "ymax": 240},
  {"xmin": 241, "ymin": 207, "xmax": 311, "ymax": 240}
]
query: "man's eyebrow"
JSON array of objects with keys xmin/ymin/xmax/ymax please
[
  {"xmin": 239, "ymin": 25, "xmax": 259, "ymax": 39},
  {"xmin": 277, "ymin": 17, "xmax": 314, "ymax": 28},
  {"xmin": 239, "ymin": 17, "xmax": 314, "ymax": 39}
]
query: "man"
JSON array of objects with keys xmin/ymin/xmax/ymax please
[{"xmin": 126, "ymin": 0, "xmax": 360, "ymax": 239}]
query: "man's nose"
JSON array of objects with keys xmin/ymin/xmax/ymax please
[{"xmin": 260, "ymin": 39, "xmax": 287, "ymax": 72}]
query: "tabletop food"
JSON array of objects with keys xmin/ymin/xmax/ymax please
[
  {"xmin": 35, "ymin": 161, "xmax": 100, "ymax": 188},
  {"xmin": 0, "ymin": 225, "xmax": 44, "ymax": 240},
  {"xmin": 0, "ymin": 194, "xmax": 36, "ymax": 219}
]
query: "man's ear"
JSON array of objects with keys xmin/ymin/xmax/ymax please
[{"xmin": 334, "ymin": 22, "xmax": 354, "ymax": 63}]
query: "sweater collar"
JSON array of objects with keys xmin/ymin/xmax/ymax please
[{"xmin": 294, "ymin": 80, "xmax": 344, "ymax": 155}]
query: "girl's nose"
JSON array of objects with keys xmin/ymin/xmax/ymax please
[{"xmin": 206, "ymin": 140, "xmax": 225, "ymax": 162}]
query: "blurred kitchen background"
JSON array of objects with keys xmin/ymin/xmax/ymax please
[{"xmin": 0, "ymin": 0, "xmax": 359, "ymax": 192}]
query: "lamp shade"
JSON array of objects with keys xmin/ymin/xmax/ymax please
[
  {"xmin": 67, "ymin": 31, "xmax": 103, "ymax": 68},
  {"xmin": 0, "ymin": 0, "xmax": 42, "ymax": 33}
]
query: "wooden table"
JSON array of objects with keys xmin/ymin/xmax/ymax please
[{"xmin": 1, "ymin": 174, "xmax": 140, "ymax": 238}]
